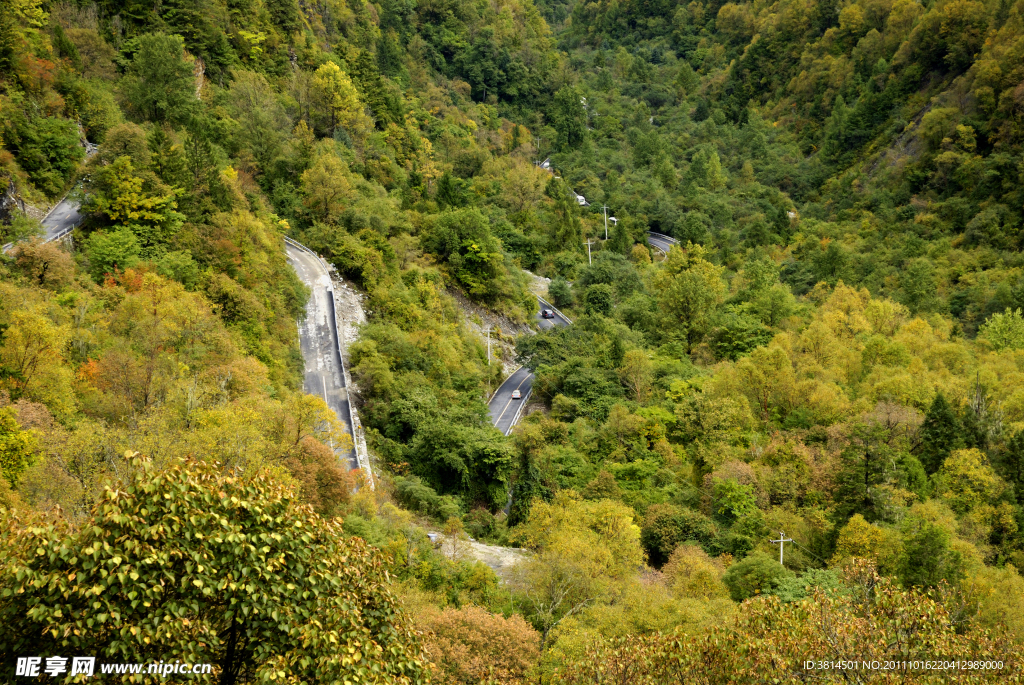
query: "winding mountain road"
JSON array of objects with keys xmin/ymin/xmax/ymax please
[
  {"xmin": 40, "ymin": 194, "xmax": 85, "ymax": 242},
  {"xmin": 285, "ymin": 238, "xmax": 372, "ymax": 486},
  {"xmin": 646, "ymin": 231, "xmax": 679, "ymax": 254},
  {"xmin": 487, "ymin": 233, "xmax": 678, "ymax": 435},
  {"xmin": 488, "ymin": 297, "xmax": 571, "ymax": 435},
  {"xmin": 2, "ymin": 141, "xmax": 94, "ymax": 253}
]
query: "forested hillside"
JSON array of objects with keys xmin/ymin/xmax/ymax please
[{"xmin": 2, "ymin": 0, "xmax": 1024, "ymax": 680}]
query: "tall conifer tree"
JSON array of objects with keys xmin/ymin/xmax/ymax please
[{"xmin": 918, "ymin": 393, "xmax": 963, "ymax": 474}]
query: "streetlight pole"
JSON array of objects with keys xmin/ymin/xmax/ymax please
[{"xmin": 602, "ymin": 204, "xmax": 609, "ymax": 240}]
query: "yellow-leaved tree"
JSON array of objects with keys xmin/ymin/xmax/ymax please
[
  {"xmin": 510, "ymin": 491, "xmax": 644, "ymax": 646},
  {"xmin": 0, "ymin": 457, "xmax": 428, "ymax": 684},
  {"xmin": 312, "ymin": 61, "xmax": 373, "ymax": 140},
  {"xmin": 653, "ymin": 243, "xmax": 726, "ymax": 351}
]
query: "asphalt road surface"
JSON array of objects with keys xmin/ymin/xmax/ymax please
[
  {"xmin": 535, "ymin": 295, "xmax": 571, "ymax": 330},
  {"xmin": 41, "ymin": 142, "xmax": 96, "ymax": 243},
  {"xmin": 285, "ymin": 242, "xmax": 359, "ymax": 472},
  {"xmin": 489, "ymin": 234, "xmax": 675, "ymax": 435},
  {"xmin": 489, "ymin": 366, "xmax": 535, "ymax": 436},
  {"xmin": 41, "ymin": 195, "xmax": 84, "ymax": 242},
  {"xmin": 646, "ymin": 231, "xmax": 678, "ymax": 254},
  {"xmin": 488, "ymin": 297, "xmax": 570, "ymax": 435}
]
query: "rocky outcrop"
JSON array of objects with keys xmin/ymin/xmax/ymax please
[{"xmin": 0, "ymin": 179, "xmax": 25, "ymax": 225}]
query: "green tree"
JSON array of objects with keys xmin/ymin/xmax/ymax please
[
  {"xmin": 675, "ymin": 62, "xmax": 699, "ymax": 94},
  {"xmin": 686, "ymin": 148, "xmax": 727, "ymax": 189},
  {"xmin": 311, "ymin": 61, "xmax": 372, "ymax": 138},
  {"xmin": 551, "ymin": 85, "xmax": 587, "ymax": 150},
  {"xmin": 350, "ymin": 50, "xmax": 402, "ymax": 127},
  {"xmin": 653, "ymin": 242, "xmax": 726, "ymax": 350},
  {"xmin": 722, "ymin": 551, "xmax": 795, "ymax": 601},
  {"xmin": 710, "ymin": 477, "xmax": 758, "ymax": 523},
  {"xmin": 85, "ymin": 156, "xmax": 185, "ymax": 250},
  {"xmin": 422, "ymin": 208, "xmax": 515, "ymax": 304},
  {"xmin": 436, "ymin": 172, "xmax": 467, "ymax": 208},
  {"xmin": 83, "ymin": 227, "xmax": 142, "ymax": 281},
  {"xmin": 0, "ymin": 457, "xmax": 428, "ymax": 684},
  {"xmin": 52, "ymin": 24, "xmax": 80, "ymax": 70},
  {"xmin": 1002, "ymin": 431, "xmax": 1024, "ymax": 504},
  {"xmin": 933, "ymin": 448, "xmax": 1005, "ymax": 514},
  {"xmin": 979, "ymin": 308, "xmax": 1024, "ymax": 351},
  {"xmin": 641, "ymin": 504, "xmax": 720, "ymax": 566},
  {"xmin": 124, "ymin": 32, "xmax": 199, "ymax": 125},
  {"xmin": 618, "ymin": 349, "xmax": 653, "ymax": 402},
  {"xmin": 821, "ymin": 94, "xmax": 849, "ymax": 161},
  {"xmin": 900, "ymin": 258, "xmax": 937, "ymax": 314},
  {"xmin": 709, "ymin": 312, "xmax": 772, "ymax": 361},
  {"xmin": 549, "ymin": 278, "xmax": 573, "ymax": 308},
  {"xmin": 0, "ymin": 105, "xmax": 85, "ymax": 196},
  {"xmin": 834, "ymin": 422, "xmax": 899, "ymax": 519},
  {"xmin": 584, "ymin": 283, "xmax": 614, "ymax": 315},
  {"xmin": 547, "ymin": 178, "xmax": 584, "ymax": 253},
  {"xmin": 299, "ymin": 153, "xmax": 355, "ymax": 224},
  {"xmin": 148, "ymin": 128, "xmax": 189, "ymax": 188},
  {"xmin": 898, "ymin": 521, "xmax": 965, "ymax": 589},
  {"xmin": 608, "ymin": 218, "xmax": 633, "ymax": 254},
  {"xmin": 918, "ymin": 393, "xmax": 964, "ymax": 474},
  {"xmin": 940, "ymin": 0, "xmax": 988, "ymax": 70}
]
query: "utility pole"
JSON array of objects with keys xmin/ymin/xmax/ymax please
[
  {"xmin": 770, "ymin": 531, "xmax": 793, "ymax": 567},
  {"xmin": 584, "ymin": 239, "xmax": 595, "ymax": 265},
  {"xmin": 602, "ymin": 204, "xmax": 609, "ymax": 239},
  {"xmin": 485, "ymin": 326, "xmax": 491, "ymax": 365}
]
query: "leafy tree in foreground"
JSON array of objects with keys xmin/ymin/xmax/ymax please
[
  {"xmin": 83, "ymin": 227, "xmax": 142, "ymax": 282},
  {"xmin": 85, "ymin": 156, "xmax": 185, "ymax": 251},
  {"xmin": 0, "ymin": 456, "xmax": 427, "ymax": 685}
]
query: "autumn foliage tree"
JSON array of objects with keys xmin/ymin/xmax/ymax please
[
  {"xmin": 0, "ymin": 456, "xmax": 428, "ymax": 685},
  {"xmin": 419, "ymin": 605, "xmax": 540, "ymax": 684},
  {"xmin": 554, "ymin": 561, "xmax": 1022, "ymax": 684}
]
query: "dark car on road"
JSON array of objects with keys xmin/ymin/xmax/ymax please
[{"xmin": 541, "ymin": 309, "xmax": 555, "ymax": 318}]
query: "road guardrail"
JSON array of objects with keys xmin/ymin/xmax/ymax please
[
  {"xmin": 537, "ymin": 295, "xmax": 573, "ymax": 325},
  {"xmin": 284, "ymin": 235, "xmax": 374, "ymax": 490},
  {"xmin": 504, "ymin": 387, "xmax": 532, "ymax": 436}
]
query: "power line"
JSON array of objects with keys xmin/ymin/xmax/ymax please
[{"xmin": 789, "ymin": 539, "xmax": 829, "ymax": 566}]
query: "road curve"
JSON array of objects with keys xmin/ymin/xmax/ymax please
[
  {"xmin": 3, "ymin": 143, "xmax": 94, "ymax": 253},
  {"xmin": 41, "ymin": 195, "xmax": 85, "ymax": 242},
  {"xmin": 285, "ymin": 240, "xmax": 367, "ymax": 480},
  {"xmin": 489, "ymin": 366, "xmax": 534, "ymax": 436},
  {"xmin": 646, "ymin": 231, "xmax": 679, "ymax": 254},
  {"xmin": 489, "ymin": 235, "xmax": 674, "ymax": 435},
  {"xmin": 487, "ymin": 296, "xmax": 570, "ymax": 435}
]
